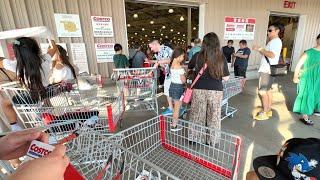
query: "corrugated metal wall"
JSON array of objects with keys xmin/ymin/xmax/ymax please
[
  {"xmin": 0, "ymin": 0, "xmax": 319, "ymax": 75},
  {"xmin": 0, "ymin": 0, "xmax": 128, "ymax": 77}
]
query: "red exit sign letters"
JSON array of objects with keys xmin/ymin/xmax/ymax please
[{"xmin": 284, "ymin": 1, "xmax": 296, "ymax": 8}]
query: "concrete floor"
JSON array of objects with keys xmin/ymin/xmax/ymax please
[{"xmin": 119, "ymin": 73, "xmax": 320, "ymax": 179}]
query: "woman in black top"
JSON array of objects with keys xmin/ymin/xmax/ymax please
[{"xmin": 188, "ymin": 32, "xmax": 230, "ymax": 144}]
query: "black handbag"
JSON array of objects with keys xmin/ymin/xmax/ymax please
[{"xmin": 265, "ymin": 56, "xmax": 287, "ymax": 76}]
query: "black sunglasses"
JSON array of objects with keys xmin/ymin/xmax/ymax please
[{"xmin": 268, "ymin": 29, "xmax": 274, "ymax": 32}]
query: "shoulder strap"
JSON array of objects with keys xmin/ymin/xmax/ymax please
[
  {"xmin": 190, "ymin": 63, "xmax": 207, "ymax": 89},
  {"xmin": 0, "ymin": 68, "xmax": 13, "ymax": 82},
  {"xmin": 265, "ymin": 56, "xmax": 271, "ymax": 65},
  {"xmin": 131, "ymin": 51, "xmax": 138, "ymax": 59}
]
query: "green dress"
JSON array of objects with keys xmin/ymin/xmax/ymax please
[{"xmin": 293, "ymin": 48, "xmax": 320, "ymax": 115}]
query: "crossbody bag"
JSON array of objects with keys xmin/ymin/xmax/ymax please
[{"xmin": 180, "ymin": 63, "xmax": 207, "ymax": 104}]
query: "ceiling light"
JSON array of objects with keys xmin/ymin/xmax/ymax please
[
  {"xmin": 170, "ymin": 29, "xmax": 173, "ymax": 32},
  {"xmin": 161, "ymin": 33, "xmax": 163, "ymax": 36},
  {"xmin": 134, "ymin": 32, "xmax": 138, "ymax": 35},
  {"xmin": 140, "ymin": 38, "xmax": 142, "ymax": 40},
  {"xmin": 193, "ymin": 27, "xmax": 196, "ymax": 30},
  {"xmin": 145, "ymin": 35, "xmax": 148, "ymax": 37},
  {"xmin": 177, "ymin": 32, "xmax": 180, "ymax": 35},
  {"xmin": 165, "ymin": 36, "xmax": 168, "ymax": 38},
  {"xmin": 168, "ymin": 9, "xmax": 174, "ymax": 13},
  {"xmin": 131, "ymin": 37, "xmax": 133, "ymax": 39},
  {"xmin": 150, "ymin": 21, "xmax": 154, "ymax": 24},
  {"xmin": 127, "ymin": 24, "xmax": 131, "ymax": 27},
  {"xmin": 133, "ymin": 14, "xmax": 138, "ymax": 18},
  {"xmin": 178, "ymin": 38, "xmax": 180, "ymax": 40},
  {"xmin": 173, "ymin": 37, "xmax": 176, "ymax": 39},
  {"xmin": 183, "ymin": 34, "xmax": 185, "ymax": 37},
  {"xmin": 152, "ymin": 31, "xmax": 155, "ymax": 34},
  {"xmin": 162, "ymin": 26, "xmax": 166, "ymax": 29},
  {"xmin": 160, "ymin": 38, "xmax": 162, "ymax": 40},
  {"xmin": 180, "ymin": 16, "xmax": 184, "ymax": 21},
  {"xmin": 142, "ymin": 28, "xmax": 145, "ymax": 31}
]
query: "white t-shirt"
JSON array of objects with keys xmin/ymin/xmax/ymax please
[
  {"xmin": 50, "ymin": 66, "xmax": 74, "ymax": 83},
  {"xmin": 3, "ymin": 54, "xmax": 52, "ymax": 87},
  {"xmin": 170, "ymin": 68, "xmax": 185, "ymax": 84},
  {"xmin": 258, "ymin": 37, "xmax": 282, "ymax": 74}
]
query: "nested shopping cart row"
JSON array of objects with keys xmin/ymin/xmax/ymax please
[
  {"xmin": 113, "ymin": 67, "xmax": 159, "ymax": 115},
  {"xmin": 0, "ymin": 79, "xmax": 124, "ymax": 134},
  {"xmin": 1, "ymin": 115, "xmax": 242, "ymax": 179},
  {"xmin": 221, "ymin": 76, "xmax": 244, "ymax": 120}
]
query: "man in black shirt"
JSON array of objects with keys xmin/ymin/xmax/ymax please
[
  {"xmin": 231, "ymin": 40, "xmax": 251, "ymax": 88},
  {"xmin": 222, "ymin": 40, "xmax": 235, "ymax": 63}
]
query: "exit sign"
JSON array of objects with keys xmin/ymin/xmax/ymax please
[{"xmin": 284, "ymin": 1, "xmax": 296, "ymax": 8}]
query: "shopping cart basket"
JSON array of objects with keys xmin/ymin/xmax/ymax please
[
  {"xmin": 113, "ymin": 67, "xmax": 158, "ymax": 115},
  {"xmin": 105, "ymin": 115, "xmax": 242, "ymax": 179},
  {"xmin": 1, "ymin": 81, "xmax": 125, "ymax": 133},
  {"xmin": 221, "ymin": 77, "xmax": 244, "ymax": 120},
  {"xmin": 0, "ymin": 121, "xmax": 122, "ymax": 179}
]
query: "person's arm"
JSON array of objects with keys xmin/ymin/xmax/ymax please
[
  {"xmin": 46, "ymin": 39, "xmax": 58, "ymax": 57},
  {"xmin": 293, "ymin": 53, "xmax": 307, "ymax": 83},
  {"xmin": 0, "ymin": 57, "xmax": 5, "ymax": 68},
  {"xmin": 231, "ymin": 53, "xmax": 236, "ymax": 67},
  {"xmin": 252, "ymin": 45, "xmax": 275, "ymax": 59},
  {"xmin": 124, "ymin": 56, "xmax": 129, "ymax": 68},
  {"xmin": 180, "ymin": 69, "xmax": 186, "ymax": 83},
  {"xmin": 234, "ymin": 53, "xmax": 249, "ymax": 59}
]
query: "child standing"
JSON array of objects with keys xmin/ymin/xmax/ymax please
[
  {"xmin": 169, "ymin": 47, "xmax": 186, "ymax": 131},
  {"xmin": 113, "ymin": 43, "xmax": 129, "ymax": 68}
]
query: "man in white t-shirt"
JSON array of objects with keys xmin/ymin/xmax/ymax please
[{"xmin": 252, "ymin": 24, "xmax": 283, "ymax": 120}]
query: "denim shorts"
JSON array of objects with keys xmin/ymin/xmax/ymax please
[{"xmin": 169, "ymin": 83, "xmax": 185, "ymax": 101}]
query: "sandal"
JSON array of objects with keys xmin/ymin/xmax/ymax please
[{"xmin": 299, "ymin": 117, "xmax": 314, "ymax": 125}]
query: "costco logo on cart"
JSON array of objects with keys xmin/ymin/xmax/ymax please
[{"xmin": 27, "ymin": 140, "xmax": 55, "ymax": 159}]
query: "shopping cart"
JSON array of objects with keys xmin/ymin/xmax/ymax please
[
  {"xmin": 221, "ymin": 77, "xmax": 244, "ymax": 120},
  {"xmin": 0, "ymin": 80, "xmax": 125, "ymax": 133},
  {"xmin": 113, "ymin": 67, "xmax": 158, "ymax": 115},
  {"xmin": 105, "ymin": 115, "xmax": 242, "ymax": 179},
  {"xmin": 0, "ymin": 121, "xmax": 122, "ymax": 179}
]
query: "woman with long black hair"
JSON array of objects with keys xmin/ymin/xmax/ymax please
[
  {"xmin": 50, "ymin": 45, "xmax": 77, "ymax": 83},
  {"xmin": 0, "ymin": 37, "xmax": 57, "ymax": 131},
  {"xmin": 187, "ymin": 32, "xmax": 230, "ymax": 144}
]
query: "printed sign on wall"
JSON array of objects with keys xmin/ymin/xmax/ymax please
[
  {"xmin": 70, "ymin": 43, "xmax": 89, "ymax": 73},
  {"xmin": 91, "ymin": 16, "xmax": 114, "ymax": 37},
  {"xmin": 224, "ymin": 17, "xmax": 256, "ymax": 40},
  {"xmin": 95, "ymin": 43, "xmax": 114, "ymax": 63},
  {"xmin": 54, "ymin": 14, "xmax": 82, "ymax": 37}
]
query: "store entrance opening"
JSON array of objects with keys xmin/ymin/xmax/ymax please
[
  {"xmin": 124, "ymin": 1, "xmax": 199, "ymax": 51},
  {"xmin": 268, "ymin": 14, "xmax": 299, "ymax": 70}
]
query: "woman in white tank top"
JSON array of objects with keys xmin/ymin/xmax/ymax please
[{"xmin": 50, "ymin": 45, "xmax": 77, "ymax": 83}]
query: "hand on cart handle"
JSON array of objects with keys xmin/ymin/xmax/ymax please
[
  {"xmin": 0, "ymin": 129, "xmax": 48, "ymax": 160},
  {"xmin": 8, "ymin": 144, "xmax": 69, "ymax": 180}
]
